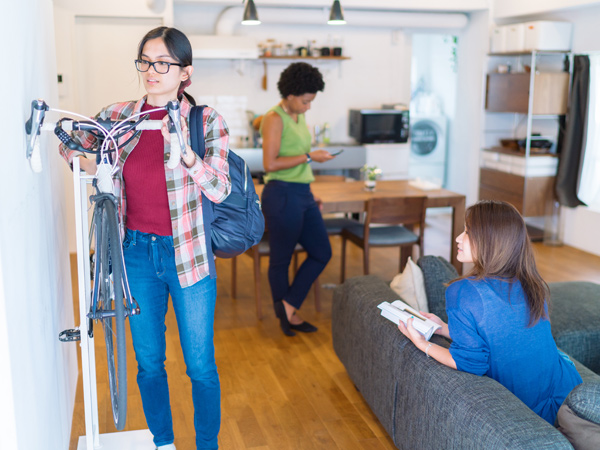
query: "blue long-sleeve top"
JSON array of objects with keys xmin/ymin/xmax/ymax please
[{"xmin": 446, "ymin": 277, "xmax": 582, "ymax": 424}]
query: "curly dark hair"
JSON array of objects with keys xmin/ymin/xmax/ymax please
[{"xmin": 277, "ymin": 62, "xmax": 325, "ymax": 98}]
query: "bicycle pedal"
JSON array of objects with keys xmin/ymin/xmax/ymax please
[{"xmin": 58, "ymin": 328, "xmax": 81, "ymax": 342}]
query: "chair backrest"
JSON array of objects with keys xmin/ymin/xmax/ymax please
[
  {"xmin": 365, "ymin": 196, "xmax": 427, "ymax": 228},
  {"xmin": 313, "ymin": 175, "xmax": 347, "ymax": 183}
]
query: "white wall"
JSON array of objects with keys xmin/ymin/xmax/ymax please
[
  {"xmin": 491, "ymin": 1, "xmax": 600, "ymax": 256},
  {"xmin": 445, "ymin": 10, "xmax": 489, "ymax": 204},
  {"xmin": 53, "ymin": 3, "xmax": 486, "ymax": 248},
  {"xmin": 177, "ymin": 15, "xmax": 415, "ymax": 145},
  {"xmin": 0, "ymin": 1, "xmax": 77, "ymax": 449},
  {"xmin": 54, "ymin": 0, "xmax": 170, "ymax": 253}
]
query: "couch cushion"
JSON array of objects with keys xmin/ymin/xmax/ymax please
[
  {"xmin": 550, "ymin": 282, "xmax": 600, "ymax": 374},
  {"xmin": 416, "ymin": 255, "xmax": 459, "ymax": 322},
  {"xmin": 557, "ymin": 381, "xmax": 600, "ymax": 450},
  {"xmin": 390, "ymin": 257, "xmax": 429, "ymax": 313}
]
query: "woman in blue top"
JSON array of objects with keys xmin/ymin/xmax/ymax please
[{"xmin": 398, "ymin": 200, "xmax": 582, "ymax": 425}]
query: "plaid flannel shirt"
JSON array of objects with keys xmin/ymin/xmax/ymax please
[{"xmin": 59, "ymin": 96, "xmax": 231, "ymax": 288}]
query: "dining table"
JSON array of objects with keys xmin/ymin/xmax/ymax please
[{"xmin": 254, "ymin": 179, "xmax": 466, "ymax": 274}]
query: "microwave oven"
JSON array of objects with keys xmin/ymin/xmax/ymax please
[{"xmin": 349, "ymin": 109, "xmax": 410, "ymax": 144}]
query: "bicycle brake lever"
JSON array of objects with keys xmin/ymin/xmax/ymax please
[
  {"xmin": 25, "ymin": 99, "xmax": 49, "ymax": 172},
  {"xmin": 166, "ymin": 100, "xmax": 187, "ymax": 169}
]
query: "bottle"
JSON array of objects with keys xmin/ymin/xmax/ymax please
[
  {"xmin": 310, "ymin": 40, "xmax": 319, "ymax": 57},
  {"xmin": 322, "ymin": 123, "xmax": 331, "ymax": 144},
  {"xmin": 543, "ymin": 199, "xmax": 563, "ymax": 246}
]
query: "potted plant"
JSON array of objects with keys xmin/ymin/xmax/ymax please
[{"xmin": 361, "ymin": 165, "xmax": 382, "ymax": 191}]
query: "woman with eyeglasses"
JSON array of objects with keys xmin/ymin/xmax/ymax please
[{"xmin": 58, "ymin": 27, "xmax": 230, "ymax": 450}]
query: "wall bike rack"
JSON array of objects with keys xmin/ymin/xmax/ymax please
[{"xmin": 72, "ymin": 157, "xmax": 153, "ymax": 450}]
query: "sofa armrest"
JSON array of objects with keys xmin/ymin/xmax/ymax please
[
  {"xmin": 393, "ymin": 343, "xmax": 574, "ymax": 449},
  {"xmin": 332, "ymin": 275, "xmax": 405, "ymax": 437}
]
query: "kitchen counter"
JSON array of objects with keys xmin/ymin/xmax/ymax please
[{"xmin": 231, "ymin": 145, "xmax": 366, "ymax": 173}]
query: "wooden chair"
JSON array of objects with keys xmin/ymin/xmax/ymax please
[
  {"xmin": 231, "ymin": 232, "xmax": 321, "ymax": 320},
  {"xmin": 313, "ymin": 174, "xmax": 347, "ymax": 183},
  {"xmin": 340, "ymin": 196, "xmax": 427, "ymax": 282}
]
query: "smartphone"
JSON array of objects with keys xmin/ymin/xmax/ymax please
[{"xmin": 329, "ymin": 149, "xmax": 344, "ymax": 157}]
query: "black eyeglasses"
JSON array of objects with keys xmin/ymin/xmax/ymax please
[{"xmin": 135, "ymin": 59, "xmax": 182, "ymax": 74}]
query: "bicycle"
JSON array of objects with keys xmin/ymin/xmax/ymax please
[{"xmin": 25, "ymin": 98, "xmax": 187, "ymax": 430}]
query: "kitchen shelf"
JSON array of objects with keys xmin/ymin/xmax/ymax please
[
  {"xmin": 484, "ymin": 146, "xmax": 557, "ymax": 157},
  {"xmin": 488, "ymin": 51, "xmax": 571, "ymax": 57},
  {"xmin": 259, "ymin": 56, "xmax": 350, "ymax": 60}
]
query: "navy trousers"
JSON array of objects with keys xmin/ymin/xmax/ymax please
[{"xmin": 261, "ymin": 180, "xmax": 332, "ymax": 309}]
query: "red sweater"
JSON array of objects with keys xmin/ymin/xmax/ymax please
[{"xmin": 122, "ymin": 103, "xmax": 172, "ymax": 236}]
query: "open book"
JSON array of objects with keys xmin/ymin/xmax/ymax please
[{"xmin": 377, "ymin": 300, "xmax": 441, "ymax": 341}]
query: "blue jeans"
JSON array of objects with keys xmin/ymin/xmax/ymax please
[
  {"xmin": 261, "ymin": 181, "xmax": 332, "ymax": 309},
  {"xmin": 123, "ymin": 229, "xmax": 220, "ymax": 449}
]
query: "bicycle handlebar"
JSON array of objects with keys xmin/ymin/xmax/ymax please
[{"xmin": 24, "ymin": 99, "xmax": 185, "ymax": 173}]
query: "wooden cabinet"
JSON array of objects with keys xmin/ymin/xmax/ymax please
[
  {"xmin": 479, "ymin": 167, "xmax": 555, "ymax": 217},
  {"xmin": 485, "ymin": 72, "xmax": 569, "ymax": 115}
]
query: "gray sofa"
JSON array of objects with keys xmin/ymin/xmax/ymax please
[{"xmin": 332, "ymin": 256, "xmax": 600, "ymax": 449}]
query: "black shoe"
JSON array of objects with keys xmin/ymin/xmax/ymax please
[
  {"xmin": 290, "ymin": 321, "xmax": 318, "ymax": 333},
  {"xmin": 274, "ymin": 301, "xmax": 296, "ymax": 337}
]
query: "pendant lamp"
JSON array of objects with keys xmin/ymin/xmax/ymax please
[
  {"xmin": 328, "ymin": 0, "xmax": 346, "ymax": 25},
  {"xmin": 242, "ymin": 0, "xmax": 261, "ymax": 25}
]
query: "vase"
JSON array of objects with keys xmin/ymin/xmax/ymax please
[{"xmin": 364, "ymin": 179, "xmax": 376, "ymax": 191}]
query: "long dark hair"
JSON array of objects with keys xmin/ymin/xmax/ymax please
[
  {"xmin": 137, "ymin": 27, "xmax": 196, "ymax": 106},
  {"xmin": 456, "ymin": 200, "xmax": 549, "ymax": 325}
]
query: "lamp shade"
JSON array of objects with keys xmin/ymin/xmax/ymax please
[
  {"xmin": 328, "ymin": 0, "xmax": 346, "ymax": 25},
  {"xmin": 242, "ymin": 0, "xmax": 261, "ymax": 25}
]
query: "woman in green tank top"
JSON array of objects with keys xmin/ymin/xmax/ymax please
[{"xmin": 260, "ymin": 63, "xmax": 338, "ymax": 336}]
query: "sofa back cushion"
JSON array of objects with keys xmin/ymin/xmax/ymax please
[
  {"xmin": 416, "ymin": 256, "xmax": 459, "ymax": 322},
  {"xmin": 549, "ymin": 282, "xmax": 600, "ymax": 374}
]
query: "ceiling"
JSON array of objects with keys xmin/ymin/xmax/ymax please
[{"xmin": 173, "ymin": 0, "xmax": 489, "ymax": 13}]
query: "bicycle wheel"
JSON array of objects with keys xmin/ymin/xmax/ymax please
[{"xmin": 96, "ymin": 199, "xmax": 127, "ymax": 430}]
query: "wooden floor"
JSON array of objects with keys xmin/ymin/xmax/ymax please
[{"xmin": 68, "ymin": 213, "xmax": 600, "ymax": 450}]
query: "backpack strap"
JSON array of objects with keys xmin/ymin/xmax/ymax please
[{"xmin": 189, "ymin": 105, "xmax": 217, "ymax": 279}]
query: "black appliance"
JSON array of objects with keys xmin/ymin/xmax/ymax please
[{"xmin": 349, "ymin": 109, "xmax": 410, "ymax": 144}]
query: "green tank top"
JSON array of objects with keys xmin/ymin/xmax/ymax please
[{"xmin": 261, "ymin": 105, "xmax": 314, "ymax": 184}]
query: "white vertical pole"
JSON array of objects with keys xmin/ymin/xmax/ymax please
[
  {"xmin": 525, "ymin": 51, "xmax": 537, "ymax": 159},
  {"xmin": 73, "ymin": 158, "xmax": 100, "ymax": 449}
]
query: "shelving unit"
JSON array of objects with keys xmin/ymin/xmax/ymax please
[
  {"xmin": 258, "ymin": 55, "xmax": 350, "ymax": 90},
  {"xmin": 259, "ymin": 55, "xmax": 350, "ymax": 61},
  {"xmin": 479, "ymin": 50, "xmax": 572, "ymax": 237}
]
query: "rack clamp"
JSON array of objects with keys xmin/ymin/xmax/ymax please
[{"xmin": 59, "ymin": 328, "xmax": 81, "ymax": 342}]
